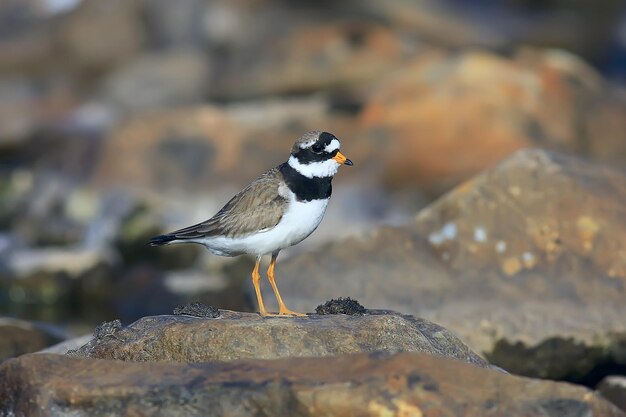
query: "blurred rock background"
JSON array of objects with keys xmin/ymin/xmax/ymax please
[{"xmin": 0, "ymin": 0, "xmax": 625, "ymax": 401}]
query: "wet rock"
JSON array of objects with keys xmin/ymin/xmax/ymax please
[
  {"xmin": 72, "ymin": 310, "xmax": 489, "ymax": 367},
  {"xmin": 598, "ymin": 376, "xmax": 626, "ymax": 412},
  {"xmin": 0, "ymin": 318, "xmax": 66, "ymax": 361},
  {"xmin": 99, "ymin": 49, "xmax": 211, "ymax": 111},
  {"xmin": 173, "ymin": 302, "xmax": 220, "ymax": 318},
  {"xmin": 315, "ymin": 297, "xmax": 367, "ymax": 315},
  {"xmin": 0, "ymin": 352, "xmax": 623, "ymax": 417},
  {"xmin": 276, "ymin": 149, "xmax": 626, "ymax": 380},
  {"xmin": 360, "ymin": 49, "xmax": 626, "ymax": 193}
]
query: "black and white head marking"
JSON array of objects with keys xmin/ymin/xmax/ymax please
[{"xmin": 288, "ymin": 131, "xmax": 342, "ymax": 178}]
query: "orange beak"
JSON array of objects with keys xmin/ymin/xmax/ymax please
[{"xmin": 332, "ymin": 151, "xmax": 353, "ymax": 166}]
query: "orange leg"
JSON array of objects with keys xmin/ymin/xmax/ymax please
[
  {"xmin": 267, "ymin": 252, "xmax": 306, "ymax": 316},
  {"xmin": 251, "ymin": 257, "xmax": 268, "ymax": 316}
]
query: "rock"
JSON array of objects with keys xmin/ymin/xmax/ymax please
[
  {"xmin": 141, "ymin": 0, "xmax": 206, "ymax": 47},
  {"xmin": 0, "ymin": 247, "xmax": 117, "ymax": 323},
  {"xmin": 360, "ymin": 49, "xmax": 626, "ymax": 193},
  {"xmin": 358, "ymin": 0, "xmax": 625, "ymax": 64},
  {"xmin": 0, "ymin": 318, "xmax": 66, "ymax": 361},
  {"xmin": 92, "ymin": 105, "xmax": 252, "ymax": 192},
  {"xmin": 213, "ymin": 21, "xmax": 416, "ymax": 100},
  {"xmin": 99, "ymin": 49, "xmax": 211, "ymax": 111},
  {"xmin": 0, "ymin": 78, "xmax": 40, "ymax": 149},
  {"xmin": 275, "ymin": 149, "xmax": 626, "ymax": 380},
  {"xmin": 0, "ymin": 352, "xmax": 623, "ymax": 417},
  {"xmin": 72, "ymin": 310, "xmax": 489, "ymax": 367},
  {"xmin": 354, "ymin": 0, "xmax": 505, "ymax": 48},
  {"xmin": 113, "ymin": 203, "xmax": 200, "ymax": 268},
  {"xmin": 0, "ymin": 173, "xmax": 90, "ymax": 247},
  {"xmin": 92, "ymin": 100, "xmax": 362, "ymax": 193},
  {"xmin": 56, "ymin": 0, "xmax": 146, "ymax": 74},
  {"xmin": 598, "ymin": 376, "xmax": 626, "ymax": 412}
]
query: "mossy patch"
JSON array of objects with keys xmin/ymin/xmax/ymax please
[{"xmin": 315, "ymin": 297, "xmax": 366, "ymax": 315}]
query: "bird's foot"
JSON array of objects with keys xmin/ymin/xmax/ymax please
[
  {"xmin": 260, "ymin": 310, "xmax": 307, "ymax": 317},
  {"xmin": 278, "ymin": 308, "xmax": 307, "ymax": 317}
]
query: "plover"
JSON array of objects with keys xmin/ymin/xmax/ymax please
[{"xmin": 150, "ymin": 131, "xmax": 352, "ymax": 316}]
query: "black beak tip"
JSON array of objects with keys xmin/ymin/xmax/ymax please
[{"xmin": 345, "ymin": 159, "xmax": 353, "ymax": 166}]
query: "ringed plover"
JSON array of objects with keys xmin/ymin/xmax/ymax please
[{"xmin": 150, "ymin": 131, "xmax": 352, "ymax": 316}]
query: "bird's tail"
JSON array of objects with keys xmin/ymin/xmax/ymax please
[{"xmin": 148, "ymin": 234, "xmax": 177, "ymax": 246}]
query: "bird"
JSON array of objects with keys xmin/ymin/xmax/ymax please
[{"xmin": 149, "ymin": 131, "xmax": 352, "ymax": 317}]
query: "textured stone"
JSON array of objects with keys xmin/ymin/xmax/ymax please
[
  {"xmin": 0, "ymin": 352, "xmax": 623, "ymax": 417},
  {"xmin": 275, "ymin": 149, "xmax": 626, "ymax": 379},
  {"xmin": 72, "ymin": 310, "xmax": 489, "ymax": 368}
]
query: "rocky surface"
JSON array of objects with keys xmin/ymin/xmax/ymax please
[
  {"xmin": 360, "ymin": 49, "xmax": 626, "ymax": 193},
  {"xmin": 0, "ymin": 351, "xmax": 623, "ymax": 417},
  {"xmin": 598, "ymin": 376, "xmax": 626, "ymax": 412},
  {"xmin": 0, "ymin": 317, "xmax": 66, "ymax": 361},
  {"xmin": 2, "ymin": 2, "xmax": 626, "ymax": 411},
  {"xmin": 71, "ymin": 309, "xmax": 489, "ymax": 368},
  {"xmin": 276, "ymin": 149, "xmax": 626, "ymax": 380}
]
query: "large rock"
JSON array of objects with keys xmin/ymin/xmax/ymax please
[
  {"xmin": 360, "ymin": 49, "xmax": 626, "ymax": 193},
  {"xmin": 275, "ymin": 149, "xmax": 626, "ymax": 379},
  {"xmin": 0, "ymin": 352, "xmax": 623, "ymax": 417},
  {"xmin": 72, "ymin": 310, "xmax": 489, "ymax": 367},
  {"xmin": 598, "ymin": 376, "xmax": 626, "ymax": 412},
  {"xmin": 0, "ymin": 318, "xmax": 66, "ymax": 361}
]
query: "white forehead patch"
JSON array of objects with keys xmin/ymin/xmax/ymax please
[{"xmin": 324, "ymin": 139, "xmax": 340, "ymax": 153}]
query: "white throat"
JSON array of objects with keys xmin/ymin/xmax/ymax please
[{"xmin": 288, "ymin": 155, "xmax": 340, "ymax": 178}]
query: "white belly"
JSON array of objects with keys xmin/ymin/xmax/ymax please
[{"xmin": 197, "ymin": 198, "xmax": 329, "ymax": 257}]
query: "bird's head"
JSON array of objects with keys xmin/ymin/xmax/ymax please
[{"xmin": 288, "ymin": 131, "xmax": 353, "ymax": 178}]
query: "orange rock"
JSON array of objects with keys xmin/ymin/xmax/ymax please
[{"xmin": 360, "ymin": 49, "xmax": 626, "ymax": 194}]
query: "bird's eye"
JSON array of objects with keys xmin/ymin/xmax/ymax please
[{"xmin": 312, "ymin": 144, "xmax": 323, "ymax": 153}]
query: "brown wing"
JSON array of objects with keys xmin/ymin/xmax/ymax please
[{"xmin": 169, "ymin": 167, "xmax": 287, "ymax": 239}]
